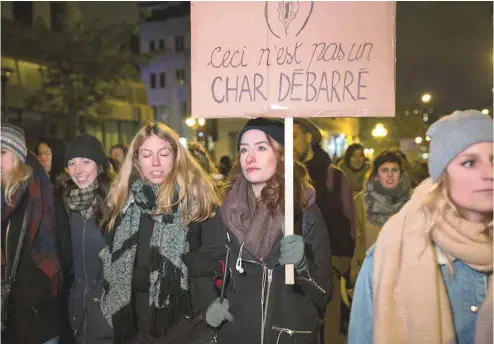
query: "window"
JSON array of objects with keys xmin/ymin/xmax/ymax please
[
  {"xmin": 13, "ymin": 2, "xmax": 33, "ymax": 25},
  {"xmin": 175, "ymin": 69, "xmax": 185, "ymax": 84},
  {"xmin": 149, "ymin": 40, "xmax": 156, "ymax": 52},
  {"xmin": 158, "ymin": 39, "xmax": 165, "ymax": 51},
  {"xmin": 157, "ymin": 105, "xmax": 168, "ymax": 122},
  {"xmin": 150, "ymin": 73, "xmax": 156, "ymax": 89},
  {"xmin": 50, "ymin": 2, "xmax": 65, "ymax": 33},
  {"xmin": 175, "ymin": 36, "xmax": 185, "ymax": 53},
  {"xmin": 182, "ymin": 102, "xmax": 187, "ymax": 116},
  {"xmin": 159, "ymin": 72, "xmax": 166, "ymax": 88}
]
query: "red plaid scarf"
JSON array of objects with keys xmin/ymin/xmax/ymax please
[{"xmin": 2, "ymin": 152, "xmax": 62, "ymax": 295}]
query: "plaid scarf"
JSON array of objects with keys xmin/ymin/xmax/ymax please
[
  {"xmin": 2, "ymin": 152, "xmax": 62, "ymax": 295},
  {"xmin": 67, "ymin": 181, "xmax": 98, "ymax": 219}
]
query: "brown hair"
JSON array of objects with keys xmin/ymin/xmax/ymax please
[{"xmin": 223, "ymin": 134, "xmax": 313, "ymax": 215}]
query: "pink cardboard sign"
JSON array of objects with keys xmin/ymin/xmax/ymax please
[{"xmin": 191, "ymin": 1, "xmax": 396, "ymax": 119}]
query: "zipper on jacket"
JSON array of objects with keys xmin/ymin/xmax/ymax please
[
  {"xmin": 272, "ymin": 326, "xmax": 312, "ymax": 344},
  {"xmin": 261, "ymin": 267, "xmax": 273, "ymax": 343},
  {"xmin": 298, "ymin": 270, "xmax": 327, "ymax": 294},
  {"xmin": 81, "ymin": 212, "xmax": 88, "ymax": 342},
  {"xmin": 5, "ymin": 221, "xmax": 11, "ymax": 267}
]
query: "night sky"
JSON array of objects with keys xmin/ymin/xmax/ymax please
[
  {"xmin": 395, "ymin": 1, "xmax": 493, "ymax": 114},
  {"xmin": 92, "ymin": 1, "xmax": 493, "ymax": 115}
]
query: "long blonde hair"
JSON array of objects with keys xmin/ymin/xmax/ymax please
[
  {"xmin": 2, "ymin": 153, "xmax": 32, "ymax": 206},
  {"xmin": 107, "ymin": 122, "xmax": 220, "ymax": 229}
]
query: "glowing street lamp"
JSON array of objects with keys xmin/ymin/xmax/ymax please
[
  {"xmin": 371, "ymin": 123, "xmax": 388, "ymax": 138},
  {"xmin": 425, "ymin": 136, "xmax": 431, "ymax": 142},
  {"xmin": 185, "ymin": 117, "xmax": 196, "ymax": 127},
  {"xmin": 198, "ymin": 118, "xmax": 206, "ymax": 126},
  {"xmin": 481, "ymin": 109, "xmax": 490, "ymax": 115},
  {"xmin": 421, "ymin": 93, "xmax": 432, "ymax": 104},
  {"xmin": 415, "ymin": 136, "xmax": 423, "ymax": 144}
]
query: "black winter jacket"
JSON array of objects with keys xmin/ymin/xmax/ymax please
[
  {"xmin": 54, "ymin": 188, "xmax": 113, "ymax": 344},
  {"xmin": 193, "ymin": 204, "xmax": 332, "ymax": 344}
]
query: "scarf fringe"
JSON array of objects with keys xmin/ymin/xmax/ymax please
[
  {"xmin": 51, "ymin": 270, "xmax": 62, "ymax": 296},
  {"xmin": 112, "ymin": 303, "xmax": 135, "ymax": 344}
]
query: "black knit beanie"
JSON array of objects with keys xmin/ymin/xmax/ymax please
[
  {"xmin": 236, "ymin": 118, "xmax": 284, "ymax": 151},
  {"xmin": 65, "ymin": 134, "xmax": 109, "ymax": 168}
]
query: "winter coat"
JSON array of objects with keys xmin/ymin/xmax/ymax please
[
  {"xmin": 54, "ymin": 188, "xmax": 113, "ymax": 344},
  {"xmin": 306, "ymin": 146, "xmax": 356, "ymax": 259},
  {"xmin": 349, "ymin": 239, "xmax": 491, "ymax": 344},
  {"xmin": 1, "ymin": 193, "xmax": 63, "ymax": 344},
  {"xmin": 102, "ymin": 209, "xmax": 221, "ymax": 344},
  {"xmin": 337, "ymin": 160, "xmax": 370, "ymax": 195},
  {"xmin": 194, "ymin": 204, "xmax": 332, "ymax": 344},
  {"xmin": 1, "ymin": 152, "xmax": 64, "ymax": 344}
]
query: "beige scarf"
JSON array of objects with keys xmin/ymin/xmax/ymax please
[{"xmin": 373, "ymin": 178, "xmax": 493, "ymax": 344}]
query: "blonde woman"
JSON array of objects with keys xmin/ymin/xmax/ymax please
[
  {"xmin": 349, "ymin": 110, "xmax": 493, "ymax": 344},
  {"xmin": 1, "ymin": 124, "xmax": 63, "ymax": 344},
  {"xmin": 101, "ymin": 123, "xmax": 220, "ymax": 344}
]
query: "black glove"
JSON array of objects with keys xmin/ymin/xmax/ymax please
[{"xmin": 182, "ymin": 252, "xmax": 222, "ymax": 278}]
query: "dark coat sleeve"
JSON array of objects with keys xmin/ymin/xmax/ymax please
[
  {"xmin": 331, "ymin": 166, "xmax": 357, "ymax": 241},
  {"xmin": 295, "ymin": 203, "xmax": 333, "ymax": 310},
  {"xmin": 188, "ymin": 211, "xmax": 227, "ymax": 315},
  {"xmin": 53, "ymin": 187, "xmax": 73, "ymax": 275}
]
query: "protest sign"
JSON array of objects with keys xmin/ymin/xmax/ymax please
[
  {"xmin": 191, "ymin": 2, "xmax": 396, "ymax": 284},
  {"xmin": 191, "ymin": 1, "xmax": 395, "ymax": 118}
]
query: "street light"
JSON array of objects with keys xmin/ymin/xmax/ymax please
[
  {"xmin": 371, "ymin": 123, "xmax": 388, "ymax": 138},
  {"xmin": 415, "ymin": 136, "xmax": 423, "ymax": 144},
  {"xmin": 421, "ymin": 93, "xmax": 432, "ymax": 104},
  {"xmin": 185, "ymin": 117, "xmax": 196, "ymax": 127},
  {"xmin": 481, "ymin": 109, "xmax": 489, "ymax": 115},
  {"xmin": 425, "ymin": 136, "xmax": 431, "ymax": 142},
  {"xmin": 198, "ymin": 118, "xmax": 206, "ymax": 126}
]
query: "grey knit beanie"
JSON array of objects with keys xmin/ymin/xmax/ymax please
[
  {"xmin": 1, "ymin": 123, "xmax": 27, "ymax": 163},
  {"xmin": 427, "ymin": 109, "xmax": 493, "ymax": 182}
]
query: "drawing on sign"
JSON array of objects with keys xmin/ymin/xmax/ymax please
[{"xmin": 265, "ymin": 1, "xmax": 314, "ymax": 39}]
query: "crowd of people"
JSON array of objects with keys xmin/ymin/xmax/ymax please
[{"xmin": 1, "ymin": 109, "xmax": 492, "ymax": 344}]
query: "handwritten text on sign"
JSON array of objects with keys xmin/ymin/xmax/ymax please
[{"xmin": 191, "ymin": 2, "xmax": 396, "ymax": 118}]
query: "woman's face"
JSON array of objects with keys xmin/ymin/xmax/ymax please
[
  {"xmin": 138, "ymin": 135, "xmax": 175, "ymax": 185},
  {"xmin": 350, "ymin": 149, "xmax": 365, "ymax": 170},
  {"xmin": 239, "ymin": 130, "xmax": 277, "ymax": 196},
  {"xmin": 67, "ymin": 158, "xmax": 98, "ymax": 189},
  {"xmin": 446, "ymin": 142, "xmax": 493, "ymax": 220},
  {"xmin": 37, "ymin": 143, "xmax": 52, "ymax": 173},
  {"xmin": 377, "ymin": 162, "xmax": 401, "ymax": 190},
  {"xmin": 1, "ymin": 149, "xmax": 16, "ymax": 181}
]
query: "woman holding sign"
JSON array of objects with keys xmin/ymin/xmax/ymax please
[{"xmin": 196, "ymin": 118, "xmax": 332, "ymax": 344}]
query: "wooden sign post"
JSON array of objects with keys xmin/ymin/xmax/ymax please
[{"xmin": 191, "ymin": 1, "xmax": 396, "ymax": 284}]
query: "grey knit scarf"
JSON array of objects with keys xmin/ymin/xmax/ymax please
[
  {"xmin": 101, "ymin": 179, "xmax": 191, "ymax": 341},
  {"xmin": 364, "ymin": 175, "xmax": 410, "ymax": 227}
]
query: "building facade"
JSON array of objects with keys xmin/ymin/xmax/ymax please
[
  {"xmin": 138, "ymin": 2, "xmax": 193, "ymax": 139},
  {"xmin": 1, "ymin": 1, "xmax": 153, "ymax": 152}
]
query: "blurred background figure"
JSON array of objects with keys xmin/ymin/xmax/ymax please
[
  {"xmin": 392, "ymin": 149, "xmax": 420, "ymax": 188},
  {"xmin": 218, "ymin": 155, "xmax": 232, "ymax": 178},
  {"xmin": 188, "ymin": 141, "xmax": 224, "ymax": 183},
  {"xmin": 109, "ymin": 144, "xmax": 127, "ymax": 165},
  {"xmin": 36, "ymin": 137, "xmax": 66, "ymax": 185},
  {"xmin": 352, "ymin": 150, "xmax": 412, "ymax": 288},
  {"xmin": 338, "ymin": 144, "xmax": 371, "ymax": 195}
]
